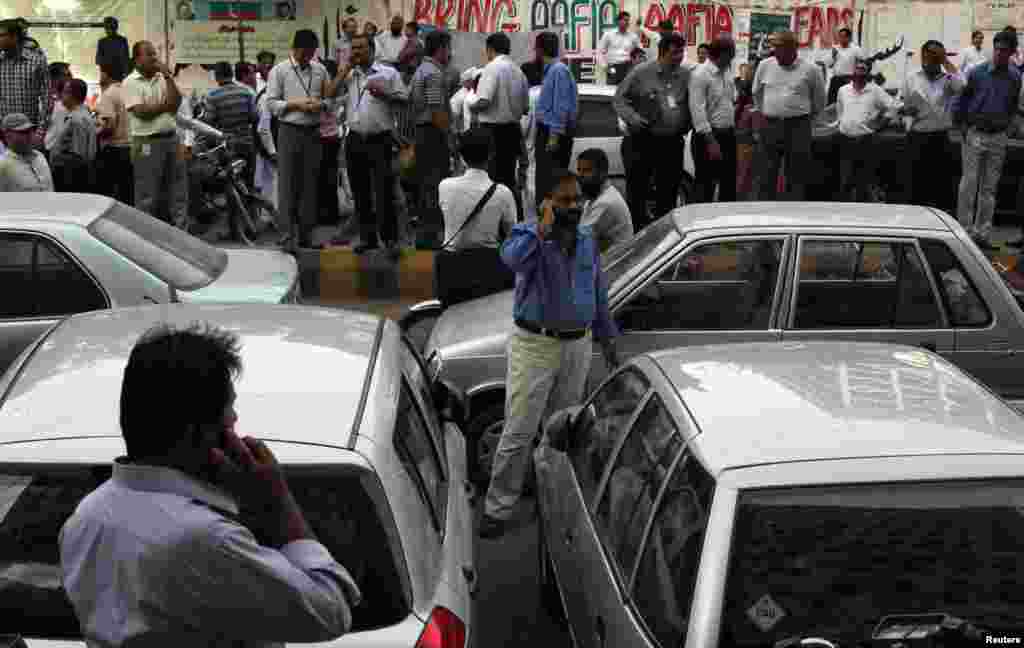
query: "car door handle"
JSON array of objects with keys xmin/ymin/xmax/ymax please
[
  {"xmin": 564, "ymin": 528, "xmax": 574, "ymax": 546},
  {"xmin": 595, "ymin": 616, "xmax": 606, "ymax": 647},
  {"xmin": 461, "ymin": 565, "xmax": 478, "ymax": 598}
]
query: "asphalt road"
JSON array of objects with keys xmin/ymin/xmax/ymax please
[{"xmin": 470, "ymin": 497, "xmax": 572, "ymax": 648}]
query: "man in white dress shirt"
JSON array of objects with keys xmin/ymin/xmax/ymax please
[
  {"xmin": 751, "ymin": 30, "xmax": 826, "ymax": 200},
  {"xmin": 60, "ymin": 323, "xmax": 362, "ymax": 647},
  {"xmin": 599, "ymin": 11, "xmax": 642, "ymax": 84},
  {"xmin": 471, "ymin": 31, "xmax": 529, "ymax": 218},
  {"xmin": 827, "ymin": 27, "xmax": 863, "ymax": 104},
  {"xmin": 439, "ymin": 127, "xmax": 516, "ymax": 250},
  {"xmin": 960, "ymin": 30, "xmax": 987, "ymax": 75},
  {"xmin": 374, "ymin": 15, "xmax": 407, "ymax": 67},
  {"xmin": 836, "ymin": 58, "xmax": 897, "ymax": 201},
  {"xmin": 689, "ymin": 34, "xmax": 737, "ymax": 202}
]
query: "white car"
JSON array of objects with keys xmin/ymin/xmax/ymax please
[
  {"xmin": 0, "ymin": 193, "xmax": 301, "ymax": 373},
  {"xmin": 0, "ymin": 303, "xmax": 475, "ymax": 647}
]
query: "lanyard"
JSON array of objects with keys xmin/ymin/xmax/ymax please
[{"xmin": 290, "ymin": 60, "xmax": 313, "ymax": 98}]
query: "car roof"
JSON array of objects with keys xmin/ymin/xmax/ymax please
[
  {"xmin": 0, "ymin": 193, "xmax": 115, "ymax": 227},
  {"xmin": 0, "ymin": 304, "xmax": 383, "ymax": 448},
  {"xmin": 671, "ymin": 202, "xmax": 951, "ymax": 233},
  {"xmin": 649, "ymin": 341, "xmax": 1024, "ymax": 473}
]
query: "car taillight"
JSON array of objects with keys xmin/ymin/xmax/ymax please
[{"xmin": 415, "ymin": 607, "xmax": 465, "ymax": 648}]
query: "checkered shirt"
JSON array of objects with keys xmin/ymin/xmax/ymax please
[{"xmin": 0, "ymin": 45, "xmax": 51, "ymax": 135}]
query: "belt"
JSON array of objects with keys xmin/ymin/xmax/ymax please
[
  {"xmin": 970, "ymin": 123, "xmax": 1009, "ymax": 134},
  {"xmin": 766, "ymin": 114, "xmax": 811, "ymax": 122},
  {"xmin": 348, "ymin": 129, "xmax": 392, "ymax": 139},
  {"xmin": 280, "ymin": 121, "xmax": 319, "ymax": 130},
  {"xmin": 135, "ymin": 131, "xmax": 175, "ymax": 139},
  {"xmin": 515, "ymin": 318, "xmax": 589, "ymax": 340}
]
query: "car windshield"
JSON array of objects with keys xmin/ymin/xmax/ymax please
[
  {"xmin": 720, "ymin": 480, "xmax": 1024, "ymax": 648},
  {"xmin": 87, "ymin": 203, "xmax": 228, "ymax": 291},
  {"xmin": 0, "ymin": 465, "xmax": 408, "ymax": 638},
  {"xmin": 603, "ymin": 216, "xmax": 682, "ymax": 291}
]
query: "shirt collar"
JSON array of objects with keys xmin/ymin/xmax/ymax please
[
  {"xmin": 290, "ymin": 55, "xmax": 312, "ymax": 71},
  {"xmin": 111, "ymin": 458, "xmax": 239, "ymax": 516},
  {"xmin": 464, "ymin": 167, "xmax": 489, "ymax": 179}
]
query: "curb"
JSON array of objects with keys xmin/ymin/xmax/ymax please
[{"xmin": 297, "ymin": 247, "xmax": 437, "ymax": 302}]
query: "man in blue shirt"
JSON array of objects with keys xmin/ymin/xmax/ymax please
[
  {"xmin": 534, "ymin": 32, "xmax": 578, "ymax": 209},
  {"xmin": 953, "ymin": 29, "xmax": 1024, "ymax": 250},
  {"xmin": 479, "ymin": 168, "xmax": 619, "ymax": 539}
]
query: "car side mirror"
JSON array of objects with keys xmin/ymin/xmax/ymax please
[
  {"xmin": 433, "ymin": 379, "xmax": 469, "ymax": 427},
  {"xmin": 543, "ymin": 405, "xmax": 584, "ymax": 452}
]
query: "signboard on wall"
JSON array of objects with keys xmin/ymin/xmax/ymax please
[{"xmin": 176, "ymin": 19, "xmax": 307, "ymax": 61}]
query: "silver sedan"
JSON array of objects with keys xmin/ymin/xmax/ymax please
[
  {"xmin": 536, "ymin": 340, "xmax": 1024, "ymax": 648},
  {"xmin": 0, "ymin": 193, "xmax": 301, "ymax": 373},
  {"xmin": 421, "ymin": 202, "xmax": 1024, "ymax": 485},
  {"xmin": 0, "ymin": 303, "xmax": 475, "ymax": 648}
]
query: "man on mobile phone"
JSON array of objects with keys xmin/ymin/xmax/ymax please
[
  {"xmin": 478, "ymin": 169, "xmax": 620, "ymax": 539},
  {"xmin": 59, "ymin": 323, "xmax": 362, "ymax": 646}
]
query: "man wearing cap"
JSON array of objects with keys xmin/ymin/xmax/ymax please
[
  {"xmin": 265, "ymin": 28, "xmax": 350, "ymax": 249},
  {"xmin": 96, "ymin": 17, "xmax": 130, "ymax": 79},
  {"xmin": 451, "ymin": 67, "xmax": 479, "ymax": 136},
  {"xmin": 123, "ymin": 40, "xmax": 186, "ymax": 226},
  {"xmin": 0, "ymin": 18, "xmax": 51, "ymax": 149},
  {"xmin": 0, "ymin": 113, "xmax": 53, "ymax": 191}
]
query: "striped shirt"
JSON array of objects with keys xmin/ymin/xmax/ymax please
[
  {"xmin": 410, "ymin": 57, "xmax": 448, "ymax": 125},
  {"xmin": 53, "ymin": 104, "xmax": 98, "ymax": 162},
  {"xmin": 204, "ymin": 81, "xmax": 256, "ymax": 146},
  {"xmin": 0, "ymin": 44, "xmax": 51, "ymax": 133}
]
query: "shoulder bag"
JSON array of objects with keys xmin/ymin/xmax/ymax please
[{"xmin": 433, "ymin": 183, "xmax": 516, "ymax": 308}]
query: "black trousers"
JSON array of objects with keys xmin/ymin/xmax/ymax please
[
  {"xmin": 483, "ymin": 121, "xmax": 523, "ymax": 218},
  {"xmin": 828, "ymin": 75, "xmax": 852, "ymax": 105},
  {"xmin": 96, "ymin": 145, "xmax": 133, "ymax": 205},
  {"xmin": 756, "ymin": 114, "xmax": 813, "ymax": 200},
  {"xmin": 624, "ymin": 130, "xmax": 685, "ymax": 231},
  {"xmin": 535, "ymin": 123, "xmax": 574, "ymax": 207},
  {"xmin": 691, "ymin": 128, "xmax": 737, "ymax": 203},
  {"xmin": 51, "ymin": 154, "xmax": 92, "ymax": 193},
  {"xmin": 907, "ymin": 130, "xmax": 953, "ymax": 210},
  {"xmin": 838, "ymin": 134, "xmax": 878, "ymax": 202},
  {"xmin": 416, "ymin": 123, "xmax": 451, "ymax": 238},
  {"xmin": 318, "ymin": 136, "xmax": 341, "ymax": 225},
  {"xmin": 346, "ymin": 130, "xmax": 397, "ymax": 246}
]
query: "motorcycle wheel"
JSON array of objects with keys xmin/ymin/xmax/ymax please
[
  {"xmin": 225, "ymin": 185, "xmax": 255, "ymax": 246},
  {"xmin": 247, "ymin": 195, "xmax": 280, "ymax": 236}
]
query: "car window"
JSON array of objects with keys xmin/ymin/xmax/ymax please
[
  {"xmin": 719, "ymin": 480, "xmax": 1024, "ymax": 648},
  {"xmin": 604, "ymin": 214, "xmax": 682, "ymax": 291},
  {"xmin": 87, "ymin": 203, "xmax": 228, "ymax": 291},
  {"xmin": 794, "ymin": 240, "xmax": 943, "ymax": 329},
  {"xmin": 577, "ymin": 96, "xmax": 620, "ymax": 138},
  {"xmin": 570, "ymin": 368, "xmax": 650, "ymax": 509},
  {"xmin": 631, "ymin": 449, "xmax": 714, "ymax": 648},
  {"xmin": 394, "ymin": 381, "xmax": 448, "ymax": 532},
  {"xmin": 400, "ymin": 339, "xmax": 444, "ymax": 464},
  {"xmin": 593, "ymin": 395, "xmax": 684, "ymax": 586},
  {"xmin": 618, "ymin": 239, "xmax": 783, "ymax": 331},
  {"xmin": 919, "ymin": 240, "xmax": 992, "ymax": 328},
  {"xmin": 0, "ymin": 233, "xmax": 106, "ymax": 319}
]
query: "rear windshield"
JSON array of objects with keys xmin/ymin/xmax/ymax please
[
  {"xmin": 0, "ymin": 466, "xmax": 408, "ymax": 639},
  {"xmin": 87, "ymin": 203, "xmax": 228, "ymax": 291},
  {"xmin": 720, "ymin": 480, "xmax": 1024, "ymax": 648}
]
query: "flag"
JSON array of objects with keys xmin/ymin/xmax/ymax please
[{"xmin": 209, "ymin": 1, "xmax": 261, "ymax": 20}]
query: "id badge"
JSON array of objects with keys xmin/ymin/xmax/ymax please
[
  {"xmin": 666, "ymin": 95, "xmax": 678, "ymax": 109},
  {"xmin": 141, "ymin": 143, "xmax": 152, "ymax": 157}
]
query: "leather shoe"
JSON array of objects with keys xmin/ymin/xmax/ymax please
[{"xmin": 477, "ymin": 514, "xmax": 508, "ymax": 540}]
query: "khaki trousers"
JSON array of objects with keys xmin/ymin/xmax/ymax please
[
  {"xmin": 484, "ymin": 328, "xmax": 592, "ymax": 521},
  {"xmin": 957, "ymin": 127, "xmax": 1008, "ymax": 239}
]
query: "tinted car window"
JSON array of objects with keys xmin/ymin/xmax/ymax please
[
  {"xmin": 795, "ymin": 240, "xmax": 942, "ymax": 329},
  {"xmin": 604, "ymin": 214, "xmax": 682, "ymax": 291},
  {"xmin": 400, "ymin": 339, "xmax": 444, "ymax": 462},
  {"xmin": 632, "ymin": 450, "xmax": 714, "ymax": 648},
  {"xmin": 919, "ymin": 239, "xmax": 992, "ymax": 327},
  {"xmin": 618, "ymin": 239, "xmax": 783, "ymax": 331},
  {"xmin": 87, "ymin": 203, "xmax": 228, "ymax": 291},
  {"xmin": 394, "ymin": 382, "xmax": 448, "ymax": 532},
  {"xmin": 719, "ymin": 480, "xmax": 1024, "ymax": 648},
  {"xmin": 0, "ymin": 233, "xmax": 106, "ymax": 319},
  {"xmin": 594, "ymin": 395, "xmax": 683, "ymax": 584},
  {"xmin": 577, "ymin": 97, "xmax": 621, "ymax": 138},
  {"xmin": 570, "ymin": 368, "xmax": 650, "ymax": 509},
  {"xmin": 0, "ymin": 467, "xmax": 409, "ymax": 638}
]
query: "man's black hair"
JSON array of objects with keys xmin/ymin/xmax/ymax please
[
  {"xmin": 617, "ymin": 11, "xmax": 630, "ymax": 21},
  {"xmin": 103, "ymin": 16, "xmax": 119, "ymax": 31},
  {"xmin": 995, "ymin": 29, "xmax": 1018, "ymax": 50},
  {"xmin": 235, "ymin": 61, "xmax": 253, "ymax": 81},
  {"xmin": 293, "ymin": 29, "xmax": 319, "ymax": 50},
  {"xmin": 405, "ymin": 21, "xmax": 419, "ymax": 33},
  {"xmin": 49, "ymin": 62, "xmax": 70, "ymax": 80},
  {"xmin": 120, "ymin": 323, "xmax": 242, "ymax": 460},
  {"xmin": 1005, "ymin": 25, "xmax": 1016, "ymax": 33},
  {"xmin": 972, "ymin": 30, "xmax": 984, "ymax": 40},
  {"xmin": 0, "ymin": 18, "xmax": 24, "ymax": 40},
  {"xmin": 578, "ymin": 148, "xmax": 609, "ymax": 175},
  {"xmin": 658, "ymin": 32, "xmax": 686, "ymax": 55},
  {"xmin": 213, "ymin": 60, "xmax": 233, "ymax": 81},
  {"xmin": 538, "ymin": 31, "xmax": 560, "ymax": 59},
  {"xmin": 921, "ymin": 39, "xmax": 945, "ymax": 54},
  {"xmin": 65, "ymin": 78, "xmax": 87, "ymax": 102},
  {"xmin": 545, "ymin": 168, "xmax": 577, "ymax": 198},
  {"xmin": 708, "ymin": 36, "xmax": 735, "ymax": 57},
  {"xmin": 322, "ymin": 58, "xmax": 338, "ymax": 77},
  {"xmin": 256, "ymin": 50, "xmax": 276, "ymax": 64},
  {"xmin": 486, "ymin": 31, "xmax": 511, "ymax": 55},
  {"xmin": 100, "ymin": 61, "xmax": 126, "ymax": 82},
  {"xmin": 698, "ymin": 43, "xmax": 710, "ymax": 52},
  {"xmin": 459, "ymin": 127, "xmax": 492, "ymax": 166},
  {"xmin": 837, "ymin": 27, "xmax": 852, "ymax": 37},
  {"xmin": 658, "ymin": 19, "xmax": 673, "ymax": 31},
  {"xmin": 425, "ymin": 29, "xmax": 451, "ymax": 57}
]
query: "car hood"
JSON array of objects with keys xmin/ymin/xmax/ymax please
[
  {"xmin": 178, "ymin": 247, "xmax": 299, "ymax": 304},
  {"xmin": 428, "ymin": 290, "xmax": 516, "ymax": 358}
]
